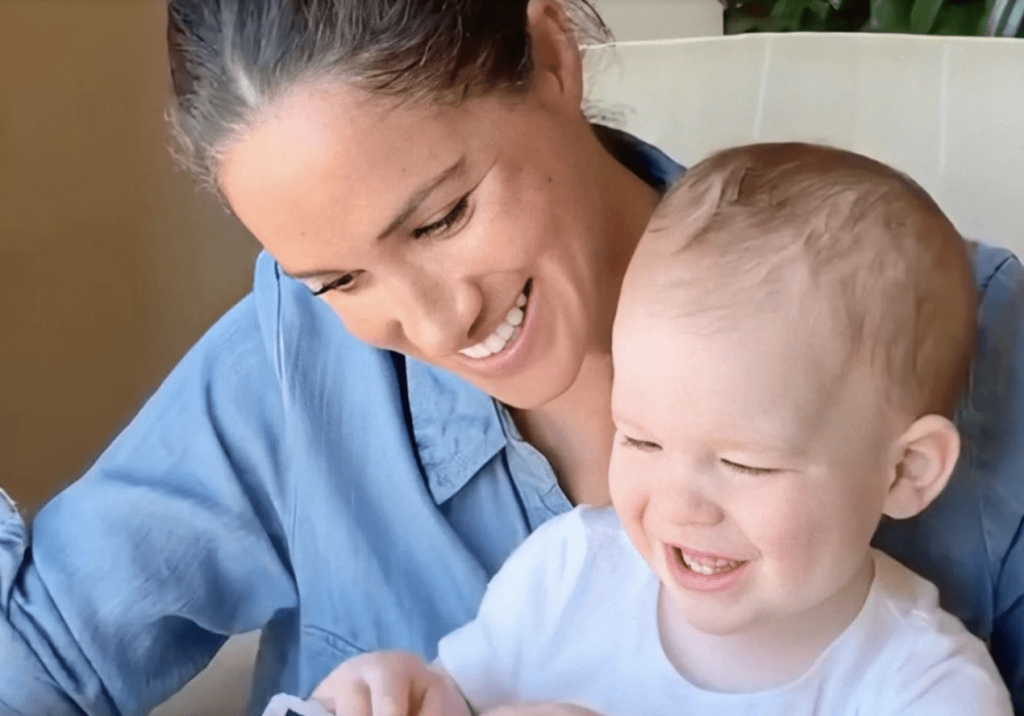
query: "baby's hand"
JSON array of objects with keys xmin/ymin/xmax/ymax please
[{"xmin": 311, "ymin": 651, "xmax": 471, "ymax": 716}]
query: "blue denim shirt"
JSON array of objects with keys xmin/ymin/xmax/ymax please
[{"xmin": 1, "ymin": 131, "xmax": 1022, "ymax": 716}]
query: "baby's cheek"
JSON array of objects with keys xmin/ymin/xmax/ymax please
[
  {"xmin": 748, "ymin": 495, "xmax": 833, "ymax": 579},
  {"xmin": 609, "ymin": 478, "xmax": 653, "ymax": 558},
  {"xmin": 608, "ymin": 456, "xmax": 640, "ymax": 511}
]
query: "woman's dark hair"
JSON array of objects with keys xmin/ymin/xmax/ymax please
[{"xmin": 167, "ymin": 0, "xmax": 610, "ymax": 189}]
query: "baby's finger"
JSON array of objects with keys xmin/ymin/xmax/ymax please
[
  {"xmin": 416, "ymin": 681, "xmax": 471, "ymax": 716},
  {"xmin": 311, "ymin": 678, "xmax": 373, "ymax": 716},
  {"xmin": 366, "ymin": 671, "xmax": 413, "ymax": 716}
]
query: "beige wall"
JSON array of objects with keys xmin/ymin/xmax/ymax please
[{"xmin": 0, "ymin": 1, "xmax": 258, "ymax": 513}]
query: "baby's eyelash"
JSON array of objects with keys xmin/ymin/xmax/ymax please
[
  {"xmin": 413, "ymin": 194, "xmax": 470, "ymax": 239},
  {"xmin": 721, "ymin": 460, "xmax": 776, "ymax": 476},
  {"xmin": 620, "ymin": 435, "xmax": 662, "ymax": 452}
]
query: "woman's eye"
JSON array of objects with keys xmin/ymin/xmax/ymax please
[
  {"xmin": 413, "ymin": 194, "xmax": 470, "ymax": 239},
  {"xmin": 620, "ymin": 435, "xmax": 662, "ymax": 452},
  {"xmin": 312, "ymin": 272, "xmax": 360, "ymax": 296},
  {"xmin": 721, "ymin": 459, "xmax": 776, "ymax": 477}
]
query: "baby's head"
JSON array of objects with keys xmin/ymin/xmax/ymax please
[{"xmin": 609, "ymin": 143, "xmax": 976, "ymax": 638}]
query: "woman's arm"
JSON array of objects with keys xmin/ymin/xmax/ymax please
[
  {"xmin": 960, "ymin": 247, "xmax": 1024, "ymax": 714},
  {"xmin": 0, "ymin": 295, "xmax": 298, "ymax": 716},
  {"xmin": 992, "ymin": 522, "xmax": 1024, "ymax": 716}
]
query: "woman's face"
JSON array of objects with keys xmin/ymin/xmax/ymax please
[{"xmin": 219, "ymin": 70, "xmax": 614, "ymax": 408}]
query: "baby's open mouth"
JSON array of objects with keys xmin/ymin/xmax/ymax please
[{"xmin": 674, "ymin": 547, "xmax": 746, "ymax": 576}]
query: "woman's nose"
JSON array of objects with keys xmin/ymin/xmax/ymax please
[{"xmin": 394, "ymin": 272, "xmax": 481, "ymax": 358}]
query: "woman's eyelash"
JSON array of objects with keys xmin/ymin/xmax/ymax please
[
  {"xmin": 721, "ymin": 460, "xmax": 776, "ymax": 476},
  {"xmin": 312, "ymin": 273, "xmax": 358, "ymax": 296},
  {"xmin": 310, "ymin": 193, "xmax": 472, "ymax": 296},
  {"xmin": 621, "ymin": 435, "xmax": 661, "ymax": 452},
  {"xmin": 413, "ymin": 194, "xmax": 470, "ymax": 239}
]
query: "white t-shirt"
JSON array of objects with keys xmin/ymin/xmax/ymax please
[{"xmin": 437, "ymin": 506, "xmax": 1012, "ymax": 716}]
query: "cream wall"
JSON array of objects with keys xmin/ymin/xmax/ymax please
[{"xmin": 0, "ymin": 0, "xmax": 258, "ymax": 513}]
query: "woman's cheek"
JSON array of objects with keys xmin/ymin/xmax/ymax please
[{"xmin": 325, "ymin": 301, "xmax": 404, "ymax": 353}]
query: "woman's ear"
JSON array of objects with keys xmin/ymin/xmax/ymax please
[
  {"xmin": 883, "ymin": 415, "xmax": 961, "ymax": 520},
  {"xmin": 526, "ymin": 0, "xmax": 584, "ymax": 109}
]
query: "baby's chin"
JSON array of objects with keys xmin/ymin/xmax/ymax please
[{"xmin": 674, "ymin": 606, "xmax": 763, "ymax": 638}]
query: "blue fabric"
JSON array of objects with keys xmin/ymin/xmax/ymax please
[{"xmin": 0, "ymin": 130, "xmax": 1022, "ymax": 716}]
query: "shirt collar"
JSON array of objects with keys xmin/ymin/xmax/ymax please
[
  {"xmin": 406, "ymin": 357, "xmax": 508, "ymax": 505},
  {"xmin": 407, "ymin": 127, "xmax": 685, "ymax": 505},
  {"xmin": 593, "ymin": 124, "xmax": 685, "ymax": 192}
]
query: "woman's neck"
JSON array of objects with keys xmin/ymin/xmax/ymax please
[
  {"xmin": 511, "ymin": 352, "xmax": 616, "ymax": 506},
  {"xmin": 511, "ymin": 127, "xmax": 661, "ymax": 506},
  {"xmin": 591, "ymin": 127, "xmax": 664, "ymax": 347}
]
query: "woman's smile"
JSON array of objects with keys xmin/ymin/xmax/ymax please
[{"xmin": 457, "ymin": 280, "xmax": 537, "ymax": 374}]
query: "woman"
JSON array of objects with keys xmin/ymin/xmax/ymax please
[{"xmin": 0, "ymin": 1, "xmax": 1021, "ymax": 714}]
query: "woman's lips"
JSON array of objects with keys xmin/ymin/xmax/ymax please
[
  {"xmin": 457, "ymin": 280, "xmax": 536, "ymax": 375},
  {"xmin": 664, "ymin": 543, "xmax": 750, "ymax": 593}
]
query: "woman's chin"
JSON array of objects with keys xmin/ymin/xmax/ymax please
[{"xmin": 475, "ymin": 362, "xmax": 582, "ymax": 411}]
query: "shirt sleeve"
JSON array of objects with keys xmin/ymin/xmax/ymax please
[
  {"xmin": 992, "ymin": 518, "xmax": 1024, "ymax": 716},
  {"xmin": 969, "ymin": 248, "xmax": 1024, "ymax": 715},
  {"xmin": 0, "ymin": 296, "xmax": 299, "ymax": 716},
  {"xmin": 435, "ymin": 508, "xmax": 591, "ymax": 712},
  {"xmin": 883, "ymin": 650, "xmax": 1014, "ymax": 716},
  {"xmin": 867, "ymin": 588, "xmax": 1015, "ymax": 716}
]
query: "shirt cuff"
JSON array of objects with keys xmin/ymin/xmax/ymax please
[{"xmin": 0, "ymin": 486, "xmax": 27, "ymax": 608}]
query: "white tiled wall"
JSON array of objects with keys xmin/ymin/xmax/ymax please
[{"xmin": 586, "ymin": 33, "xmax": 1024, "ymax": 255}]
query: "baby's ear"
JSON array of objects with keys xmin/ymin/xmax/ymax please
[{"xmin": 883, "ymin": 415, "xmax": 961, "ymax": 520}]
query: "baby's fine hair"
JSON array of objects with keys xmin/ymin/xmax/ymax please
[{"xmin": 655, "ymin": 142, "xmax": 976, "ymax": 419}]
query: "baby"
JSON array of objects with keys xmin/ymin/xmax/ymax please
[{"xmin": 298, "ymin": 143, "xmax": 1013, "ymax": 716}]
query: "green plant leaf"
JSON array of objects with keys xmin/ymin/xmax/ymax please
[
  {"xmin": 806, "ymin": 0, "xmax": 835, "ymax": 20},
  {"xmin": 910, "ymin": 0, "xmax": 946, "ymax": 32},
  {"xmin": 934, "ymin": 1, "xmax": 986, "ymax": 33},
  {"xmin": 724, "ymin": 0, "xmax": 1021, "ymax": 35},
  {"xmin": 768, "ymin": 0, "xmax": 806, "ymax": 24},
  {"xmin": 865, "ymin": 0, "xmax": 913, "ymax": 31}
]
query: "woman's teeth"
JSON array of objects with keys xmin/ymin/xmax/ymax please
[
  {"xmin": 680, "ymin": 551, "xmax": 743, "ymax": 576},
  {"xmin": 460, "ymin": 292, "xmax": 527, "ymax": 359}
]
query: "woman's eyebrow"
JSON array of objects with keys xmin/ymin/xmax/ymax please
[{"xmin": 376, "ymin": 157, "xmax": 467, "ymax": 240}]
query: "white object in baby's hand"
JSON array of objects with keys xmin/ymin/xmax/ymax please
[{"xmin": 262, "ymin": 693, "xmax": 336, "ymax": 716}]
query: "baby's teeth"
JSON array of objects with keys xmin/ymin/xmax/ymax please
[
  {"xmin": 685, "ymin": 557, "xmax": 713, "ymax": 575},
  {"xmin": 516, "ymin": 293, "xmax": 527, "ymax": 307},
  {"xmin": 506, "ymin": 307, "xmax": 524, "ymax": 327},
  {"xmin": 681, "ymin": 552, "xmax": 739, "ymax": 575},
  {"xmin": 495, "ymin": 322, "xmax": 515, "ymax": 340}
]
